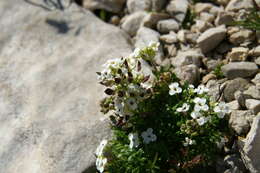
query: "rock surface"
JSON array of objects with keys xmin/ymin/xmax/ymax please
[
  {"xmin": 240, "ymin": 114, "xmax": 260, "ymax": 173},
  {"xmin": 0, "ymin": 1, "xmax": 132, "ymax": 173},
  {"xmin": 83, "ymin": 0, "xmax": 126, "ymax": 13},
  {"xmin": 197, "ymin": 26, "xmax": 227, "ymax": 54},
  {"xmin": 166, "ymin": 0, "xmax": 188, "ymax": 23},
  {"xmin": 221, "ymin": 62, "xmax": 258, "ymax": 79},
  {"xmin": 229, "ymin": 110, "xmax": 253, "ymax": 135}
]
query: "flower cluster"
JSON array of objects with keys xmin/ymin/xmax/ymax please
[{"xmin": 96, "ymin": 42, "xmax": 231, "ymax": 173}]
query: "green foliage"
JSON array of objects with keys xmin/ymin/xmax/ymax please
[
  {"xmin": 213, "ymin": 64, "xmax": 225, "ymax": 79},
  {"xmin": 233, "ymin": 9, "xmax": 260, "ymax": 31},
  {"xmin": 96, "ymin": 43, "xmax": 231, "ymax": 173},
  {"xmin": 182, "ymin": 8, "xmax": 196, "ymax": 29}
]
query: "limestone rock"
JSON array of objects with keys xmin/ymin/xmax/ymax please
[
  {"xmin": 245, "ymin": 99, "xmax": 260, "ymax": 115},
  {"xmin": 83, "ymin": 0, "xmax": 126, "ymax": 13},
  {"xmin": 229, "ymin": 110, "xmax": 254, "ymax": 135},
  {"xmin": 171, "ymin": 50, "xmax": 203, "ymax": 67},
  {"xmin": 255, "ymin": 57, "xmax": 260, "ymax": 66},
  {"xmin": 157, "ymin": 19, "xmax": 179, "ymax": 33},
  {"xmin": 223, "ymin": 78, "xmax": 250, "ymax": 102},
  {"xmin": 194, "ymin": 3, "xmax": 213, "ymax": 14},
  {"xmin": 249, "ymin": 45, "xmax": 260, "ymax": 57},
  {"xmin": 197, "ymin": 26, "xmax": 227, "ymax": 54},
  {"xmin": 215, "ymin": 11, "xmax": 234, "ymax": 26},
  {"xmin": 221, "ymin": 62, "xmax": 258, "ymax": 79},
  {"xmin": 0, "ymin": 1, "xmax": 132, "ymax": 173},
  {"xmin": 227, "ymin": 100, "xmax": 240, "ymax": 110},
  {"xmin": 142, "ymin": 12, "xmax": 170, "ymax": 29},
  {"xmin": 121, "ymin": 11, "xmax": 147, "ymax": 36},
  {"xmin": 166, "ymin": 0, "xmax": 189, "ymax": 23},
  {"xmin": 229, "ymin": 29, "xmax": 255, "ymax": 45},
  {"xmin": 199, "ymin": 12, "xmax": 215, "ymax": 23},
  {"xmin": 240, "ymin": 114, "xmax": 260, "ymax": 173},
  {"xmin": 159, "ymin": 32, "xmax": 178, "ymax": 44},
  {"xmin": 174, "ymin": 64, "xmax": 200, "ymax": 85},
  {"xmin": 244, "ymin": 85, "xmax": 260, "ymax": 100},
  {"xmin": 127, "ymin": 0, "xmax": 151, "ymax": 13},
  {"xmin": 225, "ymin": 0, "xmax": 254, "ymax": 12},
  {"xmin": 227, "ymin": 47, "xmax": 249, "ymax": 62},
  {"xmin": 252, "ymin": 73, "xmax": 260, "ymax": 85}
]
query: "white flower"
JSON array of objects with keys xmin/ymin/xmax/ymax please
[
  {"xmin": 125, "ymin": 97, "xmax": 138, "ymax": 111},
  {"xmin": 95, "ymin": 139, "xmax": 108, "ymax": 157},
  {"xmin": 191, "ymin": 111, "xmax": 201, "ymax": 119},
  {"xmin": 114, "ymin": 98, "xmax": 125, "ymax": 116},
  {"xmin": 148, "ymin": 41, "xmax": 160, "ymax": 51},
  {"xmin": 141, "ymin": 81, "xmax": 153, "ymax": 89},
  {"xmin": 98, "ymin": 68, "xmax": 113, "ymax": 81},
  {"xmin": 141, "ymin": 128, "xmax": 157, "ymax": 144},
  {"xmin": 183, "ymin": 137, "xmax": 196, "ymax": 147},
  {"xmin": 103, "ymin": 58, "xmax": 123, "ymax": 69},
  {"xmin": 196, "ymin": 116, "xmax": 210, "ymax": 126},
  {"xmin": 96, "ymin": 157, "xmax": 107, "ymax": 173},
  {"xmin": 177, "ymin": 103, "xmax": 190, "ymax": 112},
  {"xmin": 193, "ymin": 97, "xmax": 209, "ymax": 112},
  {"xmin": 214, "ymin": 102, "xmax": 231, "ymax": 118},
  {"xmin": 189, "ymin": 84, "xmax": 195, "ymax": 89},
  {"xmin": 169, "ymin": 82, "xmax": 182, "ymax": 95},
  {"xmin": 128, "ymin": 133, "xmax": 139, "ymax": 149},
  {"xmin": 129, "ymin": 48, "xmax": 141, "ymax": 59},
  {"xmin": 194, "ymin": 85, "xmax": 209, "ymax": 95}
]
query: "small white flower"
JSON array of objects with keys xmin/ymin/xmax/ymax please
[
  {"xmin": 169, "ymin": 82, "xmax": 182, "ymax": 95},
  {"xmin": 191, "ymin": 111, "xmax": 201, "ymax": 119},
  {"xmin": 183, "ymin": 137, "xmax": 196, "ymax": 147},
  {"xmin": 177, "ymin": 103, "xmax": 190, "ymax": 112},
  {"xmin": 126, "ymin": 97, "xmax": 138, "ymax": 111},
  {"xmin": 141, "ymin": 81, "xmax": 153, "ymax": 89},
  {"xmin": 196, "ymin": 116, "xmax": 210, "ymax": 126},
  {"xmin": 114, "ymin": 98, "xmax": 125, "ymax": 116},
  {"xmin": 148, "ymin": 41, "xmax": 160, "ymax": 51},
  {"xmin": 95, "ymin": 139, "xmax": 108, "ymax": 157},
  {"xmin": 103, "ymin": 58, "xmax": 123, "ymax": 69},
  {"xmin": 189, "ymin": 84, "xmax": 195, "ymax": 89},
  {"xmin": 96, "ymin": 157, "xmax": 107, "ymax": 173},
  {"xmin": 193, "ymin": 97, "xmax": 209, "ymax": 112},
  {"xmin": 128, "ymin": 133, "xmax": 139, "ymax": 149},
  {"xmin": 194, "ymin": 85, "xmax": 209, "ymax": 95},
  {"xmin": 214, "ymin": 102, "xmax": 231, "ymax": 118},
  {"xmin": 141, "ymin": 128, "xmax": 157, "ymax": 144}
]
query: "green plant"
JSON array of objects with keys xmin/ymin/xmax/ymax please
[
  {"xmin": 96, "ymin": 43, "xmax": 231, "ymax": 173},
  {"xmin": 213, "ymin": 64, "xmax": 224, "ymax": 79},
  {"xmin": 233, "ymin": 9, "xmax": 260, "ymax": 31},
  {"xmin": 182, "ymin": 8, "xmax": 196, "ymax": 29}
]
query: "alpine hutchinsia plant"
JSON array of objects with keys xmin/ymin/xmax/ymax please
[{"xmin": 96, "ymin": 42, "xmax": 231, "ymax": 173}]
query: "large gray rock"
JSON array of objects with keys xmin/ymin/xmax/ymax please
[
  {"xmin": 221, "ymin": 62, "xmax": 258, "ymax": 79},
  {"xmin": 0, "ymin": 1, "xmax": 132, "ymax": 173},
  {"xmin": 197, "ymin": 26, "xmax": 227, "ymax": 54},
  {"xmin": 166, "ymin": 0, "xmax": 189, "ymax": 23},
  {"xmin": 239, "ymin": 114, "xmax": 260, "ymax": 173},
  {"xmin": 83, "ymin": 0, "xmax": 126, "ymax": 13}
]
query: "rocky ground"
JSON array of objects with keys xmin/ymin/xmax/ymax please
[{"xmin": 0, "ymin": 0, "xmax": 259, "ymax": 173}]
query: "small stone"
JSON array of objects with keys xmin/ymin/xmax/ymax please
[
  {"xmin": 255, "ymin": 57, "xmax": 260, "ymax": 66},
  {"xmin": 202, "ymin": 73, "xmax": 217, "ymax": 84},
  {"xmin": 249, "ymin": 45, "xmax": 260, "ymax": 57},
  {"xmin": 121, "ymin": 12, "xmax": 147, "ymax": 36},
  {"xmin": 171, "ymin": 50, "xmax": 203, "ymax": 67},
  {"xmin": 142, "ymin": 12, "xmax": 170, "ymax": 29},
  {"xmin": 165, "ymin": 44, "xmax": 177, "ymax": 57},
  {"xmin": 150, "ymin": 0, "xmax": 168, "ymax": 12},
  {"xmin": 229, "ymin": 29, "xmax": 255, "ymax": 45},
  {"xmin": 225, "ymin": 0, "xmax": 254, "ymax": 12},
  {"xmin": 110, "ymin": 15, "xmax": 120, "ymax": 25},
  {"xmin": 192, "ymin": 20, "xmax": 213, "ymax": 33},
  {"xmin": 200, "ymin": 12, "xmax": 215, "ymax": 23},
  {"xmin": 221, "ymin": 62, "xmax": 258, "ymax": 79},
  {"xmin": 127, "ymin": 0, "xmax": 151, "ymax": 13},
  {"xmin": 194, "ymin": 3, "xmax": 213, "ymax": 14},
  {"xmin": 174, "ymin": 64, "xmax": 200, "ymax": 85},
  {"xmin": 235, "ymin": 90, "xmax": 251, "ymax": 108},
  {"xmin": 209, "ymin": 6, "xmax": 224, "ymax": 16},
  {"xmin": 227, "ymin": 100, "xmax": 240, "ymax": 110},
  {"xmin": 227, "ymin": 47, "xmax": 249, "ymax": 62},
  {"xmin": 197, "ymin": 25, "xmax": 227, "ymax": 54},
  {"xmin": 244, "ymin": 85, "xmax": 260, "ymax": 100},
  {"xmin": 215, "ymin": 11, "xmax": 234, "ymax": 26},
  {"xmin": 205, "ymin": 59, "xmax": 222, "ymax": 71},
  {"xmin": 83, "ymin": 0, "xmax": 126, "ymax": 13},
  {"xmin": 206, "ymin": 79, "xmax": 228, "ymax": 101},
  {"xmin": 223, "ymin": 78, "xmax": 250, "ymax": 102},
  {"xmin": 177, "ymin": 30, "xmax": 187, "ymax": 43},
  {"xmin": 166, "ymin": 0, "xmax": 188, "ymax": 23},
  {"xmin": 185, "ymin": 32, "xmax": 200, "ymax": 44},
  {"xmin": 157, "ymin": 19, "xmax": 179, "ymax": 33},
  {"xmin": 252, "ymin": 73, "xmax": 260, "ymax": 85},
  {"xmin": 159, "ymin": 32, "xmax": 177, "ymax": 44},
  {"xmin": 239, "ymin": 114, "xmax": 260, "ymax": 173},
  {"xmin": 229, "ymin": 110, "xmax": 253, "ymax": 135},
  {"xmin": 245, "ymin": 99, "xmax": 260, "ymax": 114}
]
